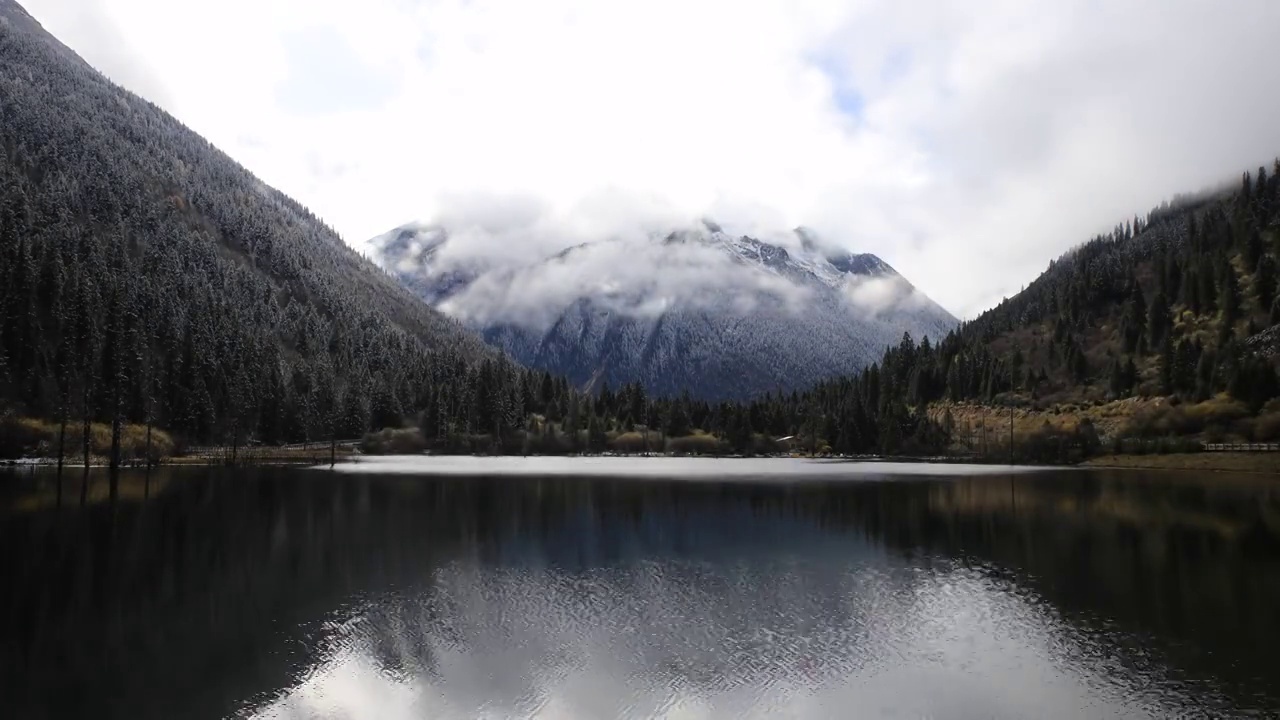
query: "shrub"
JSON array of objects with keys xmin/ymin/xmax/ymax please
[
  {"xmin": 1183, "ymin": 396, "xmax": 1250, "ymax": 428},
  {"xmin": 667, "ymin": 433, "xmax": 726, "ymax": 456},
  {"xmin": 1203, "ymin": 424, "xmax": 1227, "ymax": 443},
  {"xmin": 610, "ymin": 431, "xmax": 665, "ymax": 454},
  {"xmin": 1233, "ymin": 418, "xmax": 1257, "ymax": 442},
  {"xmin": 361, "ymin": 427, "xmax": 428, "ymax": 455},
  {"xmin": 1121, "ymin": 396, "xmax": 1251, "ymax": 438},
  {"xmin": 1255, "ymin": 412, "xmax": 1280, "ymax": 442},
  {"xmin": 749, "ymin": 434, "xmax": 786, "ymax": 455},
  {"xmin": 0, "ymin": 415, "xmax": 48, "ymax": 459}
]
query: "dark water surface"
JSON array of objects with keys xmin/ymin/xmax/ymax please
[{"xmin": 2, "ymin": 460, "xmax": 1279, "ymax": 719}]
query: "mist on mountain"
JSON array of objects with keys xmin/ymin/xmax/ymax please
[{"xmin": 370, "ymin": 215, "xmax": 957, "ymax": 399}]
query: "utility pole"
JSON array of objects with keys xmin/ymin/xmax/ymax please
[{"xmin": 1009, "ymin": 403, "xmax": 1014, "ymax": 465}]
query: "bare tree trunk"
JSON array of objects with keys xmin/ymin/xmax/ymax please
[
  {"xmin": 145, "ymin": 419, "xmax": 153, "ymax": 471},
  {"xmin": 80, "ymin": 397, "xmax": 91, "ymax": 507},
  {"xmin": 56, "ymin": 407, "xmax": 67, "ymax": 478},
  {"xmin": 330, "ymin": 388, "xmax": 344, "ymax": 468},
  {"xmin": 108, "ymin": 394, "xmax": 122, "ymax": 503}
]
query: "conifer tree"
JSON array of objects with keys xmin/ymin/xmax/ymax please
[{"xmin": 1254, "ymin": 255, "xmax": 1277, "ymax": 311}]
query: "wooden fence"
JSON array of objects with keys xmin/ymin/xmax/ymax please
[
  {"xmin": 1202, "ymin": 443, "xmax": 1280, "ymax": 452},
  {"xmin": 183, "ymin": 440, "xmax": 362, "ymax": 455}
]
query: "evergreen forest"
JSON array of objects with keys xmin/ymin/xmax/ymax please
[{"xmin": 2, "ymin": 3, "xmax": 1278, "ymax": 465}]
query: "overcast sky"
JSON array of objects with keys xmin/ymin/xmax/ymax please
[{"xmin": 22, "ymin": 0, "xmax": 1280, "ymax": 318}]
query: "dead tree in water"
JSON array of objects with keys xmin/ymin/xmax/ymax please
[
  {"xmin": 56, "ymin": 393, "xmax": 67, "ymax": 482},
  {"xmin": 80, "ymin": 380, "xmax": 91, "ymax": 506},
  {"xmin": 103, "ymin": 263, "xmax": 137, "ymax": 503},
  {"xmin": 143, "ymin": 365, "xmax": 156, "ymax": 499},
  {"xmin": 55, "ymin": 397, "xmax": 67, "ymax": 507},
  {"xmin": 330, "ymin": 386, "xmax": 342, "ymax": 468},
  {"xmin": 79, "ymin": 328, "xmax": 97, "ymax": 504},
  {"xmin": 145, "ymin": 408, "xmax": 153, "ymax": 470},
  {"xmin": 76, "ymin": 273, "xmax": 101, "ymax": 507},
  {"xmin": 108, "ymin": 409, "xmax": 122, "ymax": 502}
]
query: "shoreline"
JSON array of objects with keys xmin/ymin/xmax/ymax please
[
  {"xmin": 1081, "ymin": 452, "xmax": 1280, "ymax": 474},
  {"xmin": 4, "ymin": 451, "xmax": 1275, "ymax": 475}
]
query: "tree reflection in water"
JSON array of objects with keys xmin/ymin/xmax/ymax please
[{"xmin": 0, "ymin": 465, "xmax": 1277, "ymax": 719}]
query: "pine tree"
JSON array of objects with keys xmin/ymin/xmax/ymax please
[
  {"xmin": 1200, "ymin": 262, "xmax": 1218, "ymax": 314},
  {"xmin": 1147, "ymin": 289, "xmax": 1171, "ymax": 350},
  {"xmin": 1158, "ymin": 339, "xmax": 1174, "ymax": 395},
  {"xmin": 566, "ymin": 395, "xmax": 581, "ymax": 451},
  {"xmin": 587, "ymin": 414, "xmax": 606, "ymax": 453},
  {"xmin": 1244, "ymin": 228, "xmax": 1264, "ymax": 271},
  {"xmin": 1254, "ymin": 254, "xmax": 1277, "ymax": 311},
  {"xmin": 1108, "ymin": 358, "xmax": 1124, "ymax": 398},
  {"xmin": 1165, "ymin": 256, "xmax": 1182, "ymax": 302},
  {"xmin": 1125, "ymin": 280, "xmax": 1146, "ymax": 354},
  {"xmin": 1173, "ymin": 340, "xmax": 1198, "ymax": 395},
  {"xmin": 1219, "ymin": 262, "xmax": 1241, "ymax": 335},
  {"xmin": 1195, "ymin": 351, "xmax": 1216, "ymax": 401}
]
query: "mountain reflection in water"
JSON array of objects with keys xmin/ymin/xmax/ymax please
[{"xmin": 1, "ymin": 462, "xmax": 1278, "ymax": 719}]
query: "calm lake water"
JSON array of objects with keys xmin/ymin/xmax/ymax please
[{"xmin": 2, "ymin": 458, "xmax": 1279, "ymax": 719}]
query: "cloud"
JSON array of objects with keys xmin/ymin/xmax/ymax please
[
  {"xmin": 18, "ymin": 0, "xmax": 173, "ymax": 108},
  {"xmin": 20, "ymin": 0, "xmax": 1280, "ymax": 318},
  {"xmin": 840, "ymin": 274, "xmax": 932, "ymax": 320},
  {"xmin": 437, "ymin": 234, "xmax": 816, "ymax": 330},
  {"xmin": 276, "ymin": 24, "xmax": 401, "ymax": 115}
]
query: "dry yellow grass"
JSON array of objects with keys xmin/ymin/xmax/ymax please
[
  {"xmin": 931, "ymin": 395, "xmax": 1274, "ymax": 448},
  {"xmin": 928, "ymin": 397, "xmax": 1161, "ymax": 446},
  {"xmin": 1, "ymin": 416, "xmax": 175, "ymax": 460},
  {"xmin": 609, "ymin": 430, "xmax": 666, "ymax": 454}
]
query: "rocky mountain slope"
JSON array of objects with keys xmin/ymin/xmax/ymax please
[{"xmin": 371, "ymin": 220, "xmax": 958, "ymax": 400}]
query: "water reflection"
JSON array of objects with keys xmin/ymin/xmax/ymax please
[{"xmin": 1, "ymin": 465, "xmax": 1278, "ymax": 719}]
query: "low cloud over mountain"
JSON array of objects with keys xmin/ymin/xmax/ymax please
[{"xmin": 370, "ymin": 214, "xmax": 957, "ymax": 400}]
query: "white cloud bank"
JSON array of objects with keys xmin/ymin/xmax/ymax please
[
  {"xmin": 436, "ymin": 236, "xmax": 818, "ymax": 330},
  {"xmin": 22, "ymin": 0, "xmax": 1280, "ymax": 318}
]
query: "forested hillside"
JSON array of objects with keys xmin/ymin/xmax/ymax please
[
  {"xmin": 723, "ymin": 160, "xmax": 1280, "ymax": 457},
  {"xmin": 865, "ymin": 166, "xmax": 1279, "ymax": 409},
  {"xmin": 0, "ymin": 1, "xmax": 541, "ymax": 455},
  {"xmin": 495, "ymin": 160, "xmax": 1280, "ymax": 461}
]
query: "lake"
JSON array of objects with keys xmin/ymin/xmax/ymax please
[{"xmin": 1, "ymin": 458, "xmax": 1278, "ymax": 719}]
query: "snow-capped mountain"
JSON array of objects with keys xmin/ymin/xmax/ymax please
[{"xmin": 369, "ymin": 220, "xmax": 958, "ymax": 400}]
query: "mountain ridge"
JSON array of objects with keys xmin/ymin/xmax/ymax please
[{"xmin": 370, "ymin": 221, "xmax": 958, "ymax": 400}]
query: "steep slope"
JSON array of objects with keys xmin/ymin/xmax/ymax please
[
  {"xmin": 948, "ymin": 170, "xmax": 1280, "ymax": 409},
  {"xmin": 371, "ymin": 221, "xmax": 958, "ymax": 400},
  {"xmin": 0, "ymin": 0, "xmax": 504, "ymax": 446},
  {"xmin": 781, "ymin": 160, "xmax": 1280, "ymax": 457}
]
